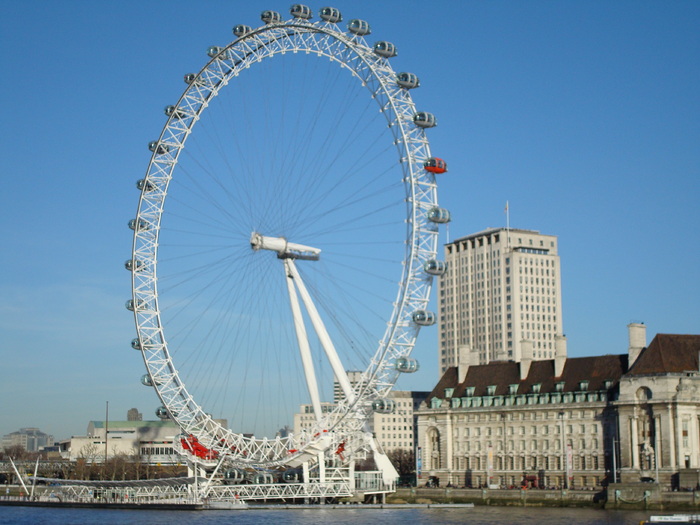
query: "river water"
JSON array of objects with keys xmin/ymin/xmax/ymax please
[{"xmin": 0, "ymin": 506, "xmax": 660, "ymax": 525}]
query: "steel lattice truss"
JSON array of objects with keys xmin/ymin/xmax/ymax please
[{"xmin": 129, "ymin": 11, "xmax": 443, "ymax": 470}]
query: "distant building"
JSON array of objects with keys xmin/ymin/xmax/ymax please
[
  {"xmin": 127, "ymin": 408, "xmax": 143, "ymax": 421},
  {"xmin": 334, "ymin": 371, "xmax": 365, "ymax": 403},
  {"xmin": 292, "ymin": 390, "xmax": 429, "ymax": 455},
  {"xmin": 62, "ymin": 416, "xmax": 227, "ymax": 464},
  {"xmin": 63, "ymin": 420, "xmax": 181, "ymax": 463},
  {"xmin": 372, "ymin": 390, "xmax": 429, "ymax": 453},
  {"xmin": 293, "ymin": 402, "xmax": 336, "ymax": 435},
  {"xmin": 1, "ymin": 428, "xmax": 54, "ymax": 452},
  {"xmin": 439, "ymin": 228, "xmax": 564, "ymax": 373},
  {"xmin": 417, "ymin": 325, "xmax": 700, "ymax": 490}
]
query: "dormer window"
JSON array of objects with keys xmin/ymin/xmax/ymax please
[
  {"xmin": 532, "ymin": 383, "xmax": 542, "ymax": 394},
  {"xmin": 486, "ymin": 385, "xmax": 497, "ymax": 396},
  {"xmin": 555, "ymin": 382, "xmax": 565, "ymax": 393},
  {"xmin": 445, "ymin": 387, "xmax": 454, "ymax": 398},
  {"xmin": 508, "ymin": 384, "xmax": 519, "ymax": 395},
  {"xmin": 604, "ymin": 380, "xmax": 613, "ymax": 390},
  {"xmin": 579, "ymin": 380, "xmax": 589, "ymax": 391},
  {"xmin": 465, "ymin": 386, "xmax": 475, "ymax": 397}
]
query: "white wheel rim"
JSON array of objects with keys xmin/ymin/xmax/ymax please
[{"xmin": 129, "ymin": 14, "xmax": 441, "ymax": 468}]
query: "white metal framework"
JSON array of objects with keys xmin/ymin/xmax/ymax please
[{"xmin": 128, "ymin": 6, "xmax": 446, "ymax": 477}]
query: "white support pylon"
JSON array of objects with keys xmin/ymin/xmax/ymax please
[
  {"xmin": 284, "ymin": 258, "xmax": 323, "ymax": 421},
  {"xmin": 285, "ymin": 258, "xmax": 355, "ymax": 405}
]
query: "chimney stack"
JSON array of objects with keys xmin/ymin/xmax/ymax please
[
  {"xmin": 554, "ymin": 334, "xmax": 567, "ymax": 377},
  {"xmin": 628, "ymin": 322, "xmax": 647, "ymax": 367},
  {"xmin": 520, "ymin": 340, "xmax": 533, "ymax": 380},
  {"xmin": 458, "ymin": 345, "xmax": 472, "ymax": 383}
]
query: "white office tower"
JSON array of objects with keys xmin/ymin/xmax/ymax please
[{"xmin": 438, "ymin": 227, "xmax": 565, "ymax": 373}]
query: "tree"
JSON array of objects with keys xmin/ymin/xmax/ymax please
[
  {"xmin": 387, "ymin": 448, "xmax": 415, "ymax": 477},
  {"xmin": 1, "ymin": 445, "xmax": 29, "ymax": 460}
]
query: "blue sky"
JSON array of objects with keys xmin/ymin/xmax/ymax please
[{"xmin": 1, "ymin": 1, "xmax": 698, "ymax": 441}]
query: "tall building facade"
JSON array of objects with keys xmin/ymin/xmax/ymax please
[{"xmin": 439, "ymin": 227, "xmax": 564, "ymax": 373}]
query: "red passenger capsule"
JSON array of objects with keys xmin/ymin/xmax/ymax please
[{"xmin": 424, "ymin": 157, "xmax": 448, "ymax": 174}]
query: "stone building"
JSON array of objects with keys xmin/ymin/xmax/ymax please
[
  {"xmin": 616, "ymin": 328, "xmax": 700, "ymax": 486},
  {"xmin": 417, "ymin": 324, "xmax": 700, "ymax": 489}
]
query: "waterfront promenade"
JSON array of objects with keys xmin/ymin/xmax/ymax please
[{"xmin": 389, "ymin": 486, "xmax": 700, "ymax": 511}]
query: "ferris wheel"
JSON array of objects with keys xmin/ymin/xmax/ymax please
[{"xmin": 127, "ymin": 5, "xmax": 449, "ymax": 471}]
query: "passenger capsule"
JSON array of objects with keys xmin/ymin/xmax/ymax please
[
  {"xmin": 282, "ymin": 469, "xmax": 303, "ymax": 482},
  {"xmin": 373, "ymin": 41, "xmax": 397, "ymax": 58},
  {"xmin": 124, "ymin": 258, "xmax": 144, "ymax": 272},
  {"xmin": 148, "ymin": 140, "xmax": 170, "ymax": 154},
  {"xmin": 233, "ymin": 24, "xmax": 252, "ymax": 37},
  {"xmin": 396, "ymin": 72, "xmax": 420, "ymax": 89},
  {"xmin": 128, "ymin": 218, "xmax": 150, "ymax": 231},
  {"xmin": 371, "ymin": 398, "xmax": 396, "ymax": 414},
  {"xmin": 319, "ymin": 7, "xmax": 342, "ymax": 23},
  {"xmin": 207, "ymin": 46, "xmax": 223, "ymax": 58},
  {"xmin": 141, "ymin": 374, "xmax": 163, "ymax": 387},
  {"xmin": 396, "ymin": 357, "xmax": 420, "ymax": 373},
  {"xmin": 261, "ymin": 10, "xmax": 282, "ymax": 24},
  {"xmin": 131, "ymin": 338, "xmax": 142, "ymax": 350},
  {"xmin": 164, "ymin": 105, "xmax": 185, "ymax": 120},
  {"xmin": 184, "ymin": 73, "xmax": 197, "ymax": 85},
  {"xmin": 125, "ymin": 299, "xmax": 144, "ymax": 312},
  {"xmin": 424, "ymin": 157, "xmax": 448, "ymax": 174},
  {"xmin": 136, "ymin": 179, "xmax": 156, "ymax": 192},
  {"xmin": 223, "ymin": 468, "xmax": 247, "ymax": 485},
  {"xmin": 290, "ymin": 4, "xmax": 312, "ymax": 19},
  {"xmin": 424, "ymin": 259, "xmax": 447, "ymax": 276},
  {"xmin": 251, "ymin": 472, "xmax": 274, "ymax": 484},
  {"xmin": 427, "ymin": 206, "xmax": 451, "ymax": 224},
  {"xmin": 156, "ymin": 406, "xmax": 170, "ymax": 419},
  {"xmin": 348, "ymin": 19, "xmax": 370, "ymax": 36},
  {"xmin": 412, "ymin": 309, "xmax": 436, "ymax": 326},
  {"xmin": 413, "ymin": 112, "xmax": 437, "ymax": 129}
]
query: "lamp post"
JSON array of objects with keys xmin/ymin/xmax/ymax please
[
  {"xmin": 612, "ymin": 437, "xmax": 618, "ymax": 484},
  {"xmin": 105, "ymin": 401, "xmax": 109, "ymax": 464},
  {"xmin": 502, "ymin": 413, "xmax": 507, "ymax": 486}
]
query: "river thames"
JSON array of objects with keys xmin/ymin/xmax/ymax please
[{"xmin": 0, "ymin": 506, "xmax": 658, "ymax": 524}]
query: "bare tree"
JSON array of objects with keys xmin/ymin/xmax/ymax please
[
  {"xmin": 2, "ymin": 445, "xmax": 29, "ymax": 460},
  {"xmin": 387, "ymin": 448, "xmax": 415, "ymax": 477}
]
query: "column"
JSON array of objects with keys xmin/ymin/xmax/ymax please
[
  {"xmin": 446, "ymin": 412, "xmax": 453, "ymax": 475},
  {"xmin": 696, "ymin": 416, "xmax": 700, "ymax": 468},
  {"xmin": 630, "ymin": 416, "xmax": 639, "ymax": 469},
  {"xmin": 654, "ymin": 415, "xmax": 662, "ymax": 468},
  {"xmin": 675, "ymin": 407, "xmax": 683, "ymax": 469},
  {"xmin": 668, "ymin": 405, "xmax": 677, "ymax": 469}
]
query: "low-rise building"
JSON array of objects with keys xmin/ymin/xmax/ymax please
[
  {"xmin": 64, "ymin": 420, "xmax": 181, "ymax": 464},
  {"xmin": 63, "ymin": 415, "xmax": 227, "ymax": 465}
]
